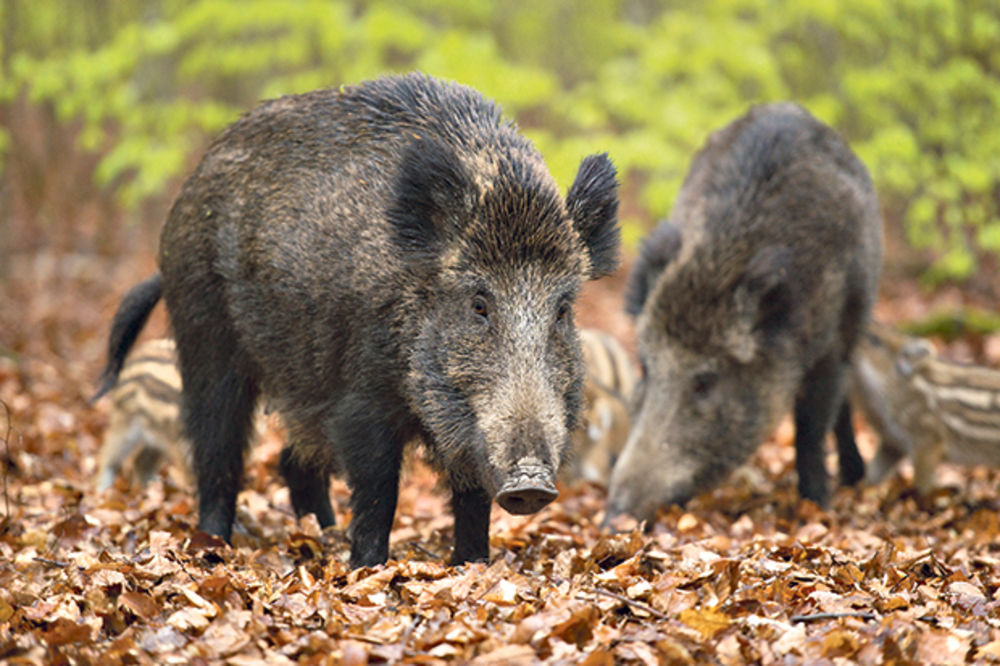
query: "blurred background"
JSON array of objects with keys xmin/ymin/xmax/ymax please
[{"xmin": 1, "ymin": 0, "xmax": 999, "ymax": 365}]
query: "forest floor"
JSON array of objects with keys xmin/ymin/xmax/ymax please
[{"xmin": 2, "ymin": 248, "xmax": 1000, "ymax": 664}]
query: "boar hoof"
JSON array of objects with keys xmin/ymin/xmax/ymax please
[{"xmin": 496, "ymin": 483, "xmax": 558, "ymax": 515}]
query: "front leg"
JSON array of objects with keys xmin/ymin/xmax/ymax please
[
  {"xmin": 794, "ymin": 354, "xmax": 848, "ymax": 506},
  {"xmin": 911, "ymin": 427, "xmax": 945, "ymax": 498},
  {"xmin": 339, "ymin": 418, "xmax": 405, "ymax": 569},
  {"xmin": 832, "ymin": 399, "xmax": 865, "ymax": 486},
  {"xmin": 450, "ymin": 486, "xmax": 491, "ymax": 565}
]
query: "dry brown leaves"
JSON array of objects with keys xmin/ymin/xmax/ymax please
[{"xmin": 3, "ymin": 253, "xmax": 1000, "ymax": 664}]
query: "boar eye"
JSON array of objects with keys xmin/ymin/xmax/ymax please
[
  {"xmin": 692, "ymin": 370, "xmax": 718, "ymax": 396},
  {"xmin": 556, "ymin": 303, "xmax": 569, "ymax": 321},
  {"xmin": 472, "ymin": 295, "xmax": 489, "ymax": 320}
]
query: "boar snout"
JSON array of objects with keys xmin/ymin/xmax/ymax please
[{"xmin": 496, "ymin": 463, "xmax": 558, "ymax": 515}]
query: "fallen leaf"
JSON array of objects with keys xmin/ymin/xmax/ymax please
[
  {"xmin": 679, "ymin": 607, "xmax": 730, "ymax": 639},
  {"xmin": 119, "ymin": 590, "xmax": 161, "ymax": 621}
]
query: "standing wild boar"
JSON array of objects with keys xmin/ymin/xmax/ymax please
[
  {"xmin": 606, "ymin": 103, "xmax": 881, "ymax": 524},
  {"xmin": 96, "ymin": 73, "xmax": 620, "ymax": 568}
]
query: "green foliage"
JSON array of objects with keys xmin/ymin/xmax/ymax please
[
  {"xmin": 903, "ymin": 307, "xmax": 1000, "ymax": 340},
  {"xmin": 2, "ymin": 0, "xmax": 999, "ymax": 282}
]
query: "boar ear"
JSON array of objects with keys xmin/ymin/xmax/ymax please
[
  {"xmin": 566, "ymin": 153, "xmax": 620, "ymax": 279},
  {"xmin": 625, "ymin": 222, "xmax": 681, "ymax": 317},
  {"xmin": 726, "ymin": 246, "xmax": 793, "ymax": 363},
  {"xmin": 389, "ymin": 137, "xmax": 472, "ymax": 259}
]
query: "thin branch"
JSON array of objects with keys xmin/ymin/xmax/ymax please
[
  {"xmin": 406, "ymin": 541, "xmax": 438, "ymax": 560},
  {"xmin": 790, "ymin": 611, "xmax": 876, "ymax": 623},
  {"xmin": 584, "ymin": 587, "xmax": 668, "ymax": 620},
  {"xmin": 1, "ymin": 399, "xmax": 11, "ymax": 521},
  {"xmin": 33, "ymin": 556, "xmax": 69, "ymax": 569},
  {"xmin": 167, "ymin": 549, "xmax": 200, "ymax": 585}
]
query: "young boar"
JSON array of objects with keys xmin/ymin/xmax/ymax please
[
  {"xmin": 852, "ymin": 322, "xmax": 1000, "ymax": 495},
  {"xmin": 97, "ymin": 338, "xmax": 188, "ymax": 490},
  {"xmin": 562, "ymin": 328, "xmax": 637, "ymax": 484},
  {"xmin": 96, "ymin": 73, "xmax": 620, "ymax": 568},
  {"xmin": 606, "ymin": 103, "xmax": 881, "ymax": 524}
]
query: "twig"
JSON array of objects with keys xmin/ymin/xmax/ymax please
[
  {"xmin": 585, "ymin": 587, "xmax": 668, "ymax": 620},
  {"xmin": 406, "ymin": 541, "xmax": 438, "ymax": 560},
  {"xmin": 790, "ymin": 611, "xmax": 876, "ymax": 623},
  {"xmin": 167, "ymin": 549, "xmax": 200, "ymax": 585},
  {"xmin": 33, "ymin": 556, "xmax": 69, "ymax": 569},
  {"xmin": 1, "ymin": 400, "xmax": 11, "ymax": 522}
]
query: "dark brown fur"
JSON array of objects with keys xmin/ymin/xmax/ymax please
[
  {"xmin": 608, "ymin": 103, "xmax": 881, "ymax": 523},
  {"xmin": 99, "ymin": 73, "xmax": 619, "ymax": 567}
]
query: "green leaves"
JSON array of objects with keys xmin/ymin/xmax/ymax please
[{"xmin": 2, "ymin": 0, "xmax": 999, "ymax": 281}]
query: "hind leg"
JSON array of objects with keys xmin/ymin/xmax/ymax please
[
  {"xmin": 171, "ymin": 305, "xmax": 259, "ymax": 542},
  {"xmin": 133, "ymin": 443, "xmax": 168, "ymax": 486},
  {"xmin": 833, "ymin": 399, "xmax": 865, "ymax": 486},
  {"xmin": 279, "ymin": 441, "xmax": 336, "ymax": 528},
  {"xmin": 181, "ymin": 360, "xmax": 257, "ymax": 541},
  {"xmin": 97, "ymin": 420, "xmax": 144, "ymax": 490}
]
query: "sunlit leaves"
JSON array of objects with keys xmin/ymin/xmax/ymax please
[{"xmin": 2, "ymin": 0, "xmax": 999, "ymax": 279}]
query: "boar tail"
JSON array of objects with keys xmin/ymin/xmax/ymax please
[{"xmin": 92, "ymin": 273, "xmax": 163, "ymax": 402}]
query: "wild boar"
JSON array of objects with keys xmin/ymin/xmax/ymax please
[
  {"xmin": 607, "ymin": 103, "xmax": 881, "ymax": 524},
  {"xmin": 96, "ymin": 73, "xmax": 620, "ymax": 567},
  {"xmin": 96, "ymin": 338, "xmax": 188, "ymax": 490},
  {"xmin": 852, "ymin": 322, "xmax": 1000, "ymax": 495}
]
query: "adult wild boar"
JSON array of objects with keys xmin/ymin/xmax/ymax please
[
  {"xmin": 606, "ymin": 103, "xmax": 881, "ymax": 524},
  {"xmin": 96, "ymin": 73, "xmax": 620, "ymax": 568}
]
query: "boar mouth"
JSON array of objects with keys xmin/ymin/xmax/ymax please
[{"xmin": 495, "ymin": 465, "xmax": 558, "ymax": 515}]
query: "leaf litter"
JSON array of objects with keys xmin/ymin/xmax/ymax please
[{"xmin": 3, "ymin": 252, "xmax": 1000, "ymax": 663}]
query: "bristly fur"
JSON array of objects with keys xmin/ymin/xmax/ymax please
[
  {"xmin": 565, "ymin": 153, "xmax": 620, "ymax": 278},
  {"xmin": 102, "ymin": 72, "xmax": 620, "ymax": 568},
  {"xmin": 608, "ymin": 102, "xmax": 881, "ymax": 524},
  {"xmin": 388, "ymin": 137, "xmax": 473, "ymax": 262},
  {"xmin": 625, "ymin": 222, "xmax": 681, "ymax": 318}
]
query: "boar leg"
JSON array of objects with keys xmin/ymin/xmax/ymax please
[
  {"xmin": 832, "ymin": 399, "xmax": 865, "ymax": 486},
  {"xmin": 342, "ymin": 417, "xmax": 405, "ymax": 568},
  {"xmin": 450, "ymin": 486, "xmax": 491, "ymax": 565},
  {"xmin": 794, "ymin": 354, "xmax": 848, "ymax": 506},
  {"xmin": 911, "ymin": 428, "xmax": 945, "ymax": 497},
  {"xmin": 182, "ymin": 356, "xmax": 259, "ymax": 542},
  {"xmin": 97, "ymin": 421, "xmax": 145, "ymax": 490},
  {"xmin": 279, "ymin": 443, "xmax": 336, "ymax": 528},
  {"xmin": 133, "ymin": 443, "xmax": 168, "ymax": 486},
  {"xmin": 868, "ymin": 442, "xmax": 905, "ymax": 484}
]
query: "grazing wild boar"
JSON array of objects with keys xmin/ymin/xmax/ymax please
[
  {"xmin": 851, "ymin": 322, "xmax": 1000, "ymax": 495},
  {"xmin": 96, "ymin": 73, "xmax": 620, "ymax": 568},
  {"xmin": 606, "ymin": 103, "xmax": 881, "ymax": 524},
  {"xmin": 562, "ymin": 328, "xmax": 636, "ymax": 484},
  {"xmin": 96, "ymin": 338, "xmax": 188, "ymax": 490}
]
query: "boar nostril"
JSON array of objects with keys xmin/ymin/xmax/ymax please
[{"xmin": 496, "ymin": 485, "xmax": 558, "ymax": 515}]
